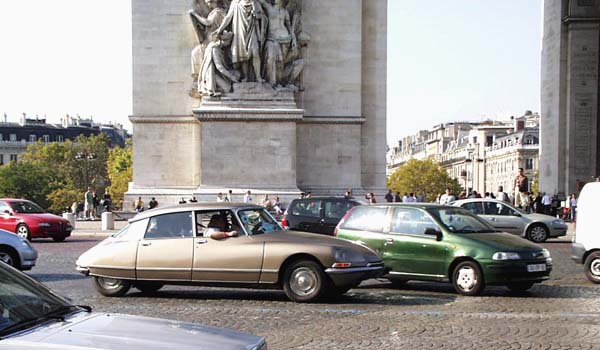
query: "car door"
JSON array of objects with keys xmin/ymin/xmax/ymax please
[
  {"xmin": 192, "ymin": 210, "xmax": 263, "ymax": 283},
  {"xmin": 136, "ymin": 211, "xmax": 194, "ymax": 281},
  {"xmin": 383, "ymin": 207, "xmax": 449, "ymax": 279},
  {"xmin": 321, "ymin": 200, "xmax": 357, "ymax": 235},
  {"xmin": 482, "ymin": 201, "xmax": 524, "ymax": 235}
]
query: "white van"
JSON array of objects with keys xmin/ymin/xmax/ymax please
[{"xmin": 571, "ymin": 182, "xmax": 600, "ymax": 283}]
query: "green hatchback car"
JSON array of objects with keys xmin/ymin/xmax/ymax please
[{"xmin": 334, "ymin": 204, "xmax": 552, "ymax": 296}]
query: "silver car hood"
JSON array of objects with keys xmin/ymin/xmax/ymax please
[
  {"xmin": 0, "ymin": 312, "xmax": 264, "ymax": 350},
  {"xmin": 523, "ymin": 213, "xmax": 557, "ymax": 222}
]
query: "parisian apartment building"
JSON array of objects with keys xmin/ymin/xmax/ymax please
[
  {"xmin": 0, "ymin": 113, "xmax": 130, "ymax": 165},
  {"xmin": 386, "ymin": 111, "xmax": 540, "ymax": 196}
]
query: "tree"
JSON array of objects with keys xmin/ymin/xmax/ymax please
[
  {"xmin": 387, "ymin": 159, "xmax": 463, "ymax": 202},
  {"xmin": 107, "ymin": 141, "xmax": 133, "ymax": 209},
  {"xmin": 0, "ymin": 161, "xmax": 54, "ymax": 208},
  {"xmin": 531, "ymin": 172, "xmax": 539, "ymax": 194}
]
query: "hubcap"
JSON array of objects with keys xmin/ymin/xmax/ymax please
[
  {"xmin": 0, "ymin": 253, "xmax": 13, "ymax": 266},
  {"xmin": 98, "ymin": 277, "xmax": 121, "ymax": 290},
  {"xmin": 530, "ymin": 227, "xmax": 547, "ymax": 241},
  {"xmin": 289, "ymin": 267, "xmax": 318, "ymax": 297},
  {"xmin": 591, "ymin": 258, "xmax": 600, "ymax": 277},
  {"xmin": 16, "ymin": 226, "xmax": 28, "ymax": 239},
  {"xmin": 456, "ymin": 266, "xmax": 477, "ymax": 291}
]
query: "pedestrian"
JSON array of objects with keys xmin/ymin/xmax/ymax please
[
  {"xmin": 92, "ymin": 189, "xmax": 100, "ymax": 218},
  {"xmin": 299, "ymin": 192, "xmax": 306, "ymax": 199},
  {"xmin": 189, "ymin": 196, "xmax": 198, "ymax": 203},
  {"xmin": 262, "ymin": 194, "xmax": 272, "ymax": 209},
  {"xmin": 514, "ymin": 168, "xmax": 529, "ymax": 209},
  {"xmin": 497, "ymin": 186, "xmax": 509, "ymax": 203},
  {"xmin": 541, "ymin": 192, "xmax": 552, "ymax": 215},
  {"xmin": 244, "ymin": 190, "xmax": 253, "ymax": 203},
  {"xmin": 84, "ymin": 187, "xmax": 94, "ymax": 220},
  {"xmin": 440, "ymin": 188, "xmax": 456, "ymax": 205},
  {"xmin": 394, "ymin": 192, "xmax": 401, "ymax": 202},
  {"xmin": 402, "ymin": 193, "xmax": 408, "ymax": 202},
  {"xmin": 148, "ymin": 197, "xmax": 158, "ymax": 209},
  {"xmin": 273, "ymin": 195, "xmax": 283, "ymax": 216},
  {"xmin": 384, "ymin": 190, "xmax": 394, "ymax": 203},
  {"xmin": 533, "ymin": 192, "xmax": 543, "ymax": 213},
  {"xmin": 365, "ymin": 192, "xmax": 376, "ymax": 204},
  {"xmin": 570, "ymin": 193, "xmax": 578, "ymax": 221},
  {"xmin": 405, "ymin": 193, "xmax": 416, "ymax": 203},
  {"xmin": 216, "ymin": 192, "xmax": 225, "ymax": 202},
  {"xmin": 134, "ymin": 196, "xmax": 145, "ymax": 213},
  {"xmin": 344, "ymin": 190, "xmax": 352, "ymax": 199},
  {"xmin": 179, "ymin": 197, "xmax": 187, "ymax": 204},
  {"xmin": 225, "ymin": 190, "xmax": 233, "ymax": 202}
]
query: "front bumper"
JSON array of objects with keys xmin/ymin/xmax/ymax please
[
  {"xmin": 325, "ymin": 262, "xmax": 386, "ymax": 287},
  {"xmin": 571, "ymin": 243, "xmax": 586, "ymax": 264},
  {"xmin": 76, "ymin": 265, "xmax": 90, "ymax": 276},
  {"xmin": 482, "ymin": 259, "xmax": 552, "ymax": 285},
  {"xmin": 18, "ymin": 247, "xmax": 38, "ymax": 270},
  {"xmin": 549, "ymin": 224, "xmax": 568, "ymax": 238}
]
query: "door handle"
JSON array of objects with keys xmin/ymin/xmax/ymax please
[
  {"xmin": 196, "ymin": 239, "xmax": 208, "ymax": 244},
  {"xmin": 141, "ymin": 242, "xmax": 151, "ymax": 247},
  {"xmin": 489, "ymin": 218, "xmax": 497, "ymax": 222},
  {"xmin": 384, "ymin": 238, "xmax": 394, "ymax": 246}
]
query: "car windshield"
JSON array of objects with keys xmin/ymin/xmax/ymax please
[
  {"xmin": 10, "ymin": 201, "xmax": 45, "ymax": 214},
  {"xmin": 0, "ymin": 264, "xmax": 79, "ymax": 338},
  {"xmin": 427, "ymin": 207, "xmax": 497, "ymax": 234},
  {"xmin": 237, "ymin": 209, "xmax": 282, "ymax": 235}
]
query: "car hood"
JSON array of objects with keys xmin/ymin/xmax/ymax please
[
  {"xmin": 16, "ymin": 213, "xmax": 66, "ymax": 223},
  {"xmin": 1, "ymin": 312, "xmax": 264, "ymax": 350},
  {"xmin": 460, "ymin": 232, "xmax": 542, "ymax": 252},
  {"xmin": 523, "ymin": 213, "xmax": 558, "ymax": 223},
  {"xmin": 271, "ymin": 230, "xmax": 380, "ymax": 259}
]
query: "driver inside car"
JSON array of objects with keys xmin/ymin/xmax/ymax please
[{"xmin": 204, "ymin": 214, "xmax": 238, "ymax": 240}]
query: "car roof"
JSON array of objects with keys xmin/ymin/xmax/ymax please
[
  {"xmin": 367, "ymin": 203, "xmax": 452, "ymax": 209},
  {"xmin": 291, "ymin": 196, "xmax": 358, "ymax": 200},
  {"xmin": 453, "ymin": 198, "xmax": 505, "ymax": 204},
  {"xmin": 130, "ymin": 202, "xmax": 265, "ymax": 222}
]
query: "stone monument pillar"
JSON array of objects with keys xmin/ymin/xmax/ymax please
[
  {"xmin": 541, "ymin": 0, "xmax": 600, "ymax": 196},
  {"xmin": 127, "ymin": 0, "xmax": 387, "ymax": 205}
]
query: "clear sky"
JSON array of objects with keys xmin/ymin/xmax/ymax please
[{"xmin": 0, "ymin": 1, "xmax": 542, "ymax": 145}]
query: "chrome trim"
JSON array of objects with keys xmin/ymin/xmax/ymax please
[
  {"xmin": 389, "ymin": 271, "xmax": 445, "ymax": 278},
  {"xmin": 89, "ymin": 265, "xmax": 135, "ymax": 271},
  {"xmin": 137, "ymin": 267, "xmax": 191, "ymax": 271},
  {"xmin": 325, "ymin": 266, "xmax": 384, "ymax": 274},
  {"xmin": 261, "ymin": 269, "xmax": 279, "ymax": 273},
  {"xmin": 192, "ymin": 268, "xmax": 261, "ymax": 273}
]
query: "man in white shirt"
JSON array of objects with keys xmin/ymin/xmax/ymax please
[
  {"xmin": 440, "ymin": 188, "xmax": 456, "ymax": 205},
  {"xmin": 205, "ymin": 214, "xmax": 238, "ymax": 240},
  {"xmin": 243, "ymin": 190, "xmax": 253, "ymax": 203},
  {"xmin": 496, "ymin": 186, "xmax": 509, "ymax": 203},
  {"xmin": 541, "ymin": 192, "xmax": 552, "ymax": 215}
]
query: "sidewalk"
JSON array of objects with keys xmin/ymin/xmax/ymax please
[{"xmin": 71, "ymin": 219, "xmax": 128, "ymax": 237}]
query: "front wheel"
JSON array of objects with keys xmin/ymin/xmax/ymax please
[
  {"xmin": 526, "ymin": 224, "xmax": 549, "ymax": 243},
  {"xmin": 16, "ymin": 224, "xmax": 30, "ymax": 240},
  {"xmin": 507, "ymin": 282, "xmax": 534, "ymax": 292},
  {"xmin": 283, "ymin": 260, "xmax": 327, "ymax": 302},
  {"xmin": 92, "ymin": 276, "xmax": 131, "ymax": 297},
  {"xmin": 452, "ymin": 261, "xmax": 484, "ymax": 296},
  {"xmin": 584, "ymin": 252, "xmax": 600, "ymax": 284},
  {"xmin": 0, "ymin": 248, "xmax": 18, "ymax": 269}
]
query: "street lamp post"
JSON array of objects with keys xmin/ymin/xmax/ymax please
[{"xmin": 75, "ymin": 152, "xmax": 97, "ymax": 190}]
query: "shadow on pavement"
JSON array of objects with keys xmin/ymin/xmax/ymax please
[{"xmin": 29, "ymin": 273, "xmax": 88, "ymax": 282}]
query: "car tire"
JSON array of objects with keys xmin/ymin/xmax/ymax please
[
  {"xmin": 0, "ymin": 247, "xmax": 19, "ymax": 269},
  {"xmin": 52, "ymin": 236, "xmax": 66, "ymax": 242},
  {"xmin": 134, "ymin": 282, "xmax": 164, "ymax": 294},
  {"xmin": 92, "ymin": 276, "xmax": 131, "ymax": 297},
  {"xmin": 283, "ymin": 260, "xmax": 328, "ymax": 302},
  {"xmin": 16, "ymin": 224, "xmax": 30, "ymax": 241},
  {"xmin": 526, "ymin": 224, "xmax": 549, "ymax": 243},
  {"xmin": 584, "ymin": 252, "xmax": 600, "ymax": 284},
  {"xmin": 507, "ymin": 282, "xmax": 534, "ymax": 292},
  {"xmin": 452, "ymin": 261, "xmax": 484, "ymax": 296}
]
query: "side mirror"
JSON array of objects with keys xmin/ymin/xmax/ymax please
[
  {"xmin": 424, "ymin": 228, "xmax": 443, "ymax": 241},
  {"xmin": 513, "ymin": 212, "xmax": 522, "ymax": 217},
  {"xmin": 3, "ymin": 210, "xmax": 10, "ymax": 215}
]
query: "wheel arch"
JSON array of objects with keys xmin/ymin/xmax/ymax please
[
  {"xmin": 448, "ymin": 256, "xmax": 481, "ymax": 280},
  {"xmin": 583, "ymin": 249, "xmax": 600, "ymax": 265},
  {"xmin": 525, "ymin": 221, "xmax": 549, "ymax": 235},
  {"xmin": 277, "ymin": 253, "xmax": 325, "ymax": 285},
  {"xmin": 0, "ymin": 244, "xmax": 21, "ymax": 269}
]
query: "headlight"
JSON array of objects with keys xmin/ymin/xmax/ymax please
[
  {"xmin": 38, "ymin": 222, "xmax": 51, "ymax": 228},
  {"xmin": 334, "ymin": 248, "xmax": 366, "ymax": 264},
  {"xmin": 492, "ymin": 252, "xmax": 521, "ymax": 260},
  {"xmin": 551, "ymin": 219, "xmax": 564, "ymax": 225},
  {"xmin": 541, "ymin": 249, "xmax": 551, "ymax": 258}
]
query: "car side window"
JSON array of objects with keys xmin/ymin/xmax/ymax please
[
  {"xmin": 340, "ymin": 206, "xmax": 388, "ymax": 232},
  {"xmin": 324, "ymin": 200, "xmax": 354, "ymax": 219},
  {"xmin": 391, "ymin": 208, "xmax": 437, "ymax": 236},
  {"xmin": 290, "ymin": 199, "xmax": 321, "ymax": 218},
  {"xmin": 0, "ymin": 202, "xmax": 9, "ymax": 214},
  {"xmin": 461, "ymin": 202, "xmax": 484, "ymax": 215},
  {"xmin": 195, "ymin": 210, "xmax": 241, "ymax": 237},
  {"xmin": 489, "ymin": 203, "xmax": 518, "ymax": 216},
  {"xmin": 145, "ymin": 212, "xmax": 193, "ymax": 239}
]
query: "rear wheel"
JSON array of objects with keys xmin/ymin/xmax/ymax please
[
  {"xmin": 92, "ymin": 276, "xmax": 131, "ymax": 297},
  {"xmin": 507, "ymin": 282, "xmax": 534, "ymax": 292},
  {"xmin": 134, "ymin": 282, "xmax": 164, "ymax": 294},
  {"xmin": 0, "ymin": 248, "xmax": 18, "ymax": 269},
  {"xmin": 452, "ymin": 261, "xmax": 484, "ymax": 296},
  {"xmin": 584, "ymin": 252, "xmax": 600, "ymax": 284},
  {"xmin": 526, "ymin": 224, "xmax": 549, "ymax": 243},
  {"xmin": 283, "ymin": 260, "xmax": 327, "ymax": 302},
  {"xmin": 16, "ymin": 224, "xmax": 30, "ymax": 241}
]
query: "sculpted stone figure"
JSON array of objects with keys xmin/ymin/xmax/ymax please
[
  {"xmin": 214, "ymin": 0, "xmax": 267, "ymax": 83},
  {"xmin": 257, "ymin": 0, "xmax": 296, "ymax": 87},
  {"xmin": 200, "ymin": 31, "xmax": 241, "ymax": 96},
  {"xmin": 189, "ymin": 0, "xmax": 227, "ymax": 97}
]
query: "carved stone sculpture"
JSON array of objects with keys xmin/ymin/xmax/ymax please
[{"xmin": 200, "ymin": 31, "xmax": 241, "ymax": 96}]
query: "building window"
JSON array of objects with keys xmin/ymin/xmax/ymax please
[
  {"xmin": 29, "ymin": 135, "xmax": 36, "ymax": 142},
  {"xmin": 57, "ymin": 135, "xmax": 64, "ymax": 142},
  {"xmin": 9, "ymin": 134, "xmax": 16, "ymax": 141},
  {"xmin": 525, "ymin": 158, "xmax": 534, "ymax": 170},
  {"xmin": 10, "ymin": 154, "xmax": 18, "ymax": 162},
  {"xmin": 42, "ymin": 135, "xmax": 50, "ymax": 143}
]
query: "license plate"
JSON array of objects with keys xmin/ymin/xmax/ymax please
[{"xmin": 527, "ymin": 264, "xmax": 546, "ymax": 272}]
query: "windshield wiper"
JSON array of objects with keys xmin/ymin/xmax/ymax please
[{"xmin": 0, "ymin": 304, "xmax": 91, "ymax": 339}]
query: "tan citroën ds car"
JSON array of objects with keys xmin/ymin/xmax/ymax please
[{"xmin": 76, "ymin": 203, "xmax": 384, "ymax": 302}]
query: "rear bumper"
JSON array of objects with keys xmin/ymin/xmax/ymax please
[
  {"xmin": 325, "ymin": 264, "xmax": 386, "ymax": 287},
  {"xmin": 571, "ymin": 243, "xmax": 586, "ymax": 264}
]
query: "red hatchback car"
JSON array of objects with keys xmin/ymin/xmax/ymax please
[{"xmin": 0, "ymin": 199, "xmax": 72, "ymax": 242}]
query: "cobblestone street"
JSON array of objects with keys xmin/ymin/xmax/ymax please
[{"xmin": 28, "ymin": 234, "xmax": 600, "ymax": 350}]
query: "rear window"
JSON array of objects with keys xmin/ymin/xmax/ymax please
[
  {"xmin": 289, "ymin": 199, "xmax": 322, "ymax": 218},
  {"xmin": 324, "ymin": 200, "xmax": 356, "ymax": 219},
  {"xmin": 340, "ymin": 206, "xmax": 388, "ymax": 232}
]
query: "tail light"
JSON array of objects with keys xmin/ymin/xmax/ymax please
[
  {"xmin": 281, "ymin": 217, "xmax": 289, "ymax": 228},
  {"xmin": 333, "ymin": 208, "xmax": 354, "ymax": 236}
]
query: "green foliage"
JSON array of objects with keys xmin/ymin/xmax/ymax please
[
  {"xmin": 107, "ymin": 142, "xmax": 133, "ymax": 208},
  {"xmin": 531, "ymin": 172, "xmax": 539, "ymax": 194},
  {"xmin": 387, "ymin": 159, "xmax": 463, "ymax": 202},
  {"xmin": 0, "ymin": 161, "xmax": 53, "ymax": 208},
  {"xmin": 47, "ymin": 188, "xmax": 80, "ymax": 214}
]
